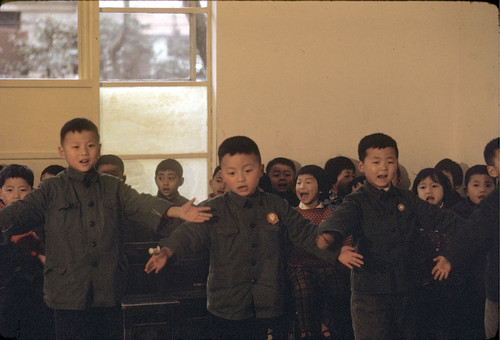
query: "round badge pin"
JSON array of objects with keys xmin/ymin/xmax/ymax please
[
  {"xmin": 397, "ymin": 204, "xmax": 405, "ymax": 212},
  {"xmin": 267, "ymin": 212, "xmax": 279, "ymax": 225}
]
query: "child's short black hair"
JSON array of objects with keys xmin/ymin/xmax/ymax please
[
  {"xmin": 296, "ymin": 165, "xmax": 330, "ymax": 201},
  {"xmin": 411, "ymin": 168, "xmax": 452, "ymax": 206},
  {"xmin": 211, "ymin": 165, "xmax": 222, "ymax": 179},
  {"xmin": 96, "ymin": 155, "xmax": 125, "ymax": 174},
  {"xmin": 324, "ymin": 156, "xmax": 355, "ymax": 185},
  {"xmin": 358, "ymin": 133, "xmax": 398, "ymax": 162},
  {"xmin": 484, "ymin": 137, "xmax": 499, "ymax": 166},
  {"xmin": 41, "ymin": 165, "xmax": 65, "ymax": 179},
  {"xmin": 0, "ymin": 164, "xmax": 34, "ymax": 188},
  {"xmin": 435, "ymin": 158, "xmax": 463, "ymax": 187},
  {"xmin": 60, "ymin": 118, "xmax": 100, "ymax": 144},
  {"xmin": 464, "ymin": 164, "xmax": 490, "ymax": 187},
  {"xmin": 265, "ymin": 157, "xmax": 296, "ymax": 174},
  {"xmin": 155, "ymin": 159, "xmax": 183, "ymax": 178},
  {"xmin": 218, "ymin": 136, "xmax": 261, "ymax": 164}
]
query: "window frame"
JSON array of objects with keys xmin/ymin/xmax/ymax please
[
  {"xmin": 0, "ymin": 0, "xmax": 93, "ymax": 87},
  {"xmin": 98, "ymin": 1, "xmax": 212, "ymax": 198}
]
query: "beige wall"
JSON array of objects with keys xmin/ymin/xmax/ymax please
[
  {"xmin": 214, "ymin": 1, "xmax": 499, "ymax": 187},
  {"xmin": 0, "ymin": 1, "xmax": 498, "ymax": 189}
]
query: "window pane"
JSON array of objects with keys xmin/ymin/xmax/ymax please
[
  {"xmin": 99, "ymin": 1, "xmax": 207, "ymax": 9},
  {"xmin": 122, "ymin": 158, "xmax": 207, "ymax": 204},
  {"xmin": 100, "ymin": 12, "xmax": 206, "ymax": 81},
  {"xmin": 0, "ymin": 1, "xmax": 78, "ymax": 79},
  {"xmin": 100, "ymin": 87, "xmax": 207, "ymax": 154}
]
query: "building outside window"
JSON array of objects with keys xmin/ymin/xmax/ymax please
[{"xmin": 0, "ymin": 0, "xmax": 211, "ymax": 201}]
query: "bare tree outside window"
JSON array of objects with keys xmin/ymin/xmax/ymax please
[{"xmin": 0, "ymin": 1, "xmax": 78, "ymax": 79}]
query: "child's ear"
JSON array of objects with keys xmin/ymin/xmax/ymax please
[
  {"xmin": 487, "ymin": 165, "xmax": 498, "ymax": 179},
  {"xmin": 259, "ymin": 164, "xmax": 264, "ymax": 177},
  {"xmin": 357, "ymin": 160, "xmax": 364, "ymax": 173},
  {"xmin": 58, "ymin": 146, "xmax": 65, "ymax": 159},
  {"xmin": 179, "ymin": 177, "xmax": 184, "ymax": 186}
]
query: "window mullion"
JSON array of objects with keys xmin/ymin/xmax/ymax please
[{"xmin": 189, "ymin": 12, "xmax": 197, "ymax": 81}]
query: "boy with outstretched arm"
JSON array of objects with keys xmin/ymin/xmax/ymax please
[
  {"xmin": 145, "ymin": 136, "xmax": 339, "ymax": 340},
  {"xmin": 0, "ymin": 118, "xmax": 211, "ymax": 339},
  {"xmin": 316, "ymin": 133, "xmax": 463, "ymax": 339}
]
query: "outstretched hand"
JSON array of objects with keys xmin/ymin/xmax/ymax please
[
  {"xmin": 317, "ymin": 232, "xmax": 334, "ymax": 249},
  {"xmin": 174, "ymin": 198, "xmax": 212, "ymax": 223},
  {"xmin": 432, "ymin": 255, "xmax": 451, "ymax": 281},
  {"xmin": 145, "ymin": 247, "xmax": 170, "ymax": 274},
  {"xmin": 338, "ymin": 245, "xmax": 364, "ymax": 269}
]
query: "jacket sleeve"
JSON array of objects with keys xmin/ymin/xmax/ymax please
[
  {"xmin": 117, "ymin": 179, "xmax": 174, "ymax": 232},
  {"xmin": 280, "ymin": 201, "xmax": 340, "ymax": 264},
  {"xmin": 0, "ymin": 188, "xmax": 47, "ymax": 245},
  {"xmin": 317, "ymin": 194, "xmax": 362, "ymax": 250}
]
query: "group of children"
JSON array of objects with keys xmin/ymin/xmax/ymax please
[{"xmin": 0, "ymin": 117, "xmax": 498, "ymax": 340}]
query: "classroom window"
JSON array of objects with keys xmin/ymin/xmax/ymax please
[
  {"xmin": 0, "ymin": 1, "xmax": 78, "ymax": 79},
  {"xmin": 99, "ymin": 0, "xmax": 210, "ymax": 201}
]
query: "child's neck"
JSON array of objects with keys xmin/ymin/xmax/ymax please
[{"xmin": 299, "ymin": 199, "xmax": 320, "ymax": 210}]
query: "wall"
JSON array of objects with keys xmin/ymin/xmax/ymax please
[{"xmin": 213, "ymin": 1, "xmax": 499, "ymax": 187}]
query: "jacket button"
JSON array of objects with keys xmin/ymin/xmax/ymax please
[
  {"xmin": 250, "ymin": 223, "xmax": 256, "ymax": 229},
  {"xmin": 89, "ymin": 221, "xmax": 95, "ymax": 227},
  {"xmin": 88, "ymin": 201, "xmax": 94, "ymax": 207},
  {"xmin": 91, "ymin": 242, "xmax": 97, "ymax": 247},
  {"xmin": 91, "ymin": 261, "xmax": 97, "ymax": 267}
]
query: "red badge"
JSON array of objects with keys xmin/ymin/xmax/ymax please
[
  {"xmin": 397, "ymin": 204, "xmax": 405, "ymax": 212},
  {"xmin": 267, "ymin": 212, "xmax": 279, "ymax": 225}
]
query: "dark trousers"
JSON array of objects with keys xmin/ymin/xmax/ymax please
[
  {"xmin": 209, "ymin": 312, "xmax": 283, "ymax": 340},
  {"xmin": 351, "ymin": 292, "xmax": 416, "ymax": 340},
  {"xmin": 54, "ymin": 307, "xmax": 122, "ymax": 340}
]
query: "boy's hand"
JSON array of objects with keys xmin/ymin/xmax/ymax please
[
  {"xmin": 145, "ymin": 247, "xmax": 172, "ymax": 274},
  {"xmin": 317, "ymin": 232, "xmax": 334, "ymax": 249},
  {"xmin": 338, "ymin": 245, "xmax": 364, "ymax": 269},
  {"xmin": 167, "ymin": 198, "xmax": 212, "ymax": 222},
  {"xmin": 432, "ymin": 255, "xmax": 451, "ymax": 281}
]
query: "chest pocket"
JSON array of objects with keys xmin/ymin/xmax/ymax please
[
  {"xmin": 45, "ymin": 200, "xmax": 80, "ymax": 235},
  {"xmin": 213, "ymin": 226, "xmax": 240, "ymax": 265}
]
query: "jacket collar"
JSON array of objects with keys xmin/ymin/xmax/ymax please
[
  {"xmin": 66, "ymin": 167, "xmax": 99, "ymax": 187},
  {"xmin": 227, "ymin": 189, "xmax": 263, "ymax": 208}
]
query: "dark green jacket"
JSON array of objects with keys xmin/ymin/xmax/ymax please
[
  {"xmin": 0, "ymin": 167, "xmax": 172, "ymax": 310},
  {"xmin": 161, "ymin": 190, "xmax": 338, "ymax": 320},
  {"xmin": 318, "ymin": 182, "xmax": 463, "ymax": 294}
]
